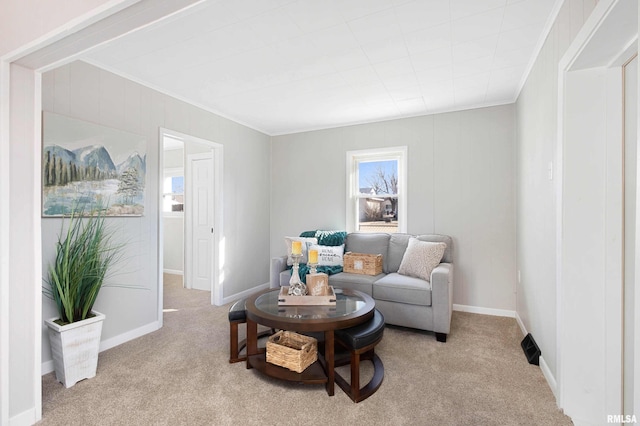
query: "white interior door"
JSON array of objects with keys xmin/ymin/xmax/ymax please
[{"xmin": 188, "ymin": 152, "xmax": 214, "ymax": 291}]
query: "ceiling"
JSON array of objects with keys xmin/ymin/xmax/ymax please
[{"xmin": 83, "ymin": 0, "xmax": 560, "ymax": 136}]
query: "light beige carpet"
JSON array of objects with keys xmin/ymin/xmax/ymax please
[{"xmin": 39, "ymin": 274, "xmax": 572, "ymax": 425}]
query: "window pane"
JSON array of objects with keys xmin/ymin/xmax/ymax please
[
  {"xmin": 357, "ymin": 196, "xmax": 398, "ymax": 233},
  {"xmin": 347, "ymin": 147, "xmax": 406, "ymax": 234},
  {"xmin": 358, "ymin": 160, "xmax": 397, "ymax": 196},
  {"xmin": 171, "ymin": 176, "xmax": 184, "ymax": 194},
  {"xmin": 356, "ymin": 159, "xmax": 399, "ymax": 233}
]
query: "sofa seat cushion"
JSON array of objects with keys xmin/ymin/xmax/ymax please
[
  {"xmin": 373, "ymin": 273, "xmax": 432, "ymax": 306},
  {"xmin": 328, "ymin": 272, "xmax": 384, "ymax": 296}
]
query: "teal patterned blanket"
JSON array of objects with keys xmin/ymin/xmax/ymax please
[{"xmin": 289, "ymin": 230, "xmax": 347, "ymax": 283}]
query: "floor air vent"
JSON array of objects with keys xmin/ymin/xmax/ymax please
[{"xmin": 521, "ymin": 333, "xmax": 541, "ymax": 366}]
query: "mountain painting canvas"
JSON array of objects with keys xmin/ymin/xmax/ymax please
[{"xmin": 42, "ymin": 112, "xmax": 147, "ymax": 217}]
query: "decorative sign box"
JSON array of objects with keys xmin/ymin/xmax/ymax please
[{"xmin": 306, "ymin": 273, "xmax": 330, "ymax": 296}]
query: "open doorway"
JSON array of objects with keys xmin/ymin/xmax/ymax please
[
  {"xmin": 159, "ymin": 128, "xmax": 224, "ymax": 310},
  {"xmin": 161, "ymin": 135, "xmax": 185, "ymax": 285}
]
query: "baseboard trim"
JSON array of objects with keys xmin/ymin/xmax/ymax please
[
  {"xmin": 513, "ymin": 313, "xmax": 558, "ymax": 402},
  {"xmin": 9, "ymin": 407, "xmax": 36, "ymax": 426},
  {"xmin": 223, "ymin": 282, "xmax": 270, "ymax": 305},
  {"xmin": 163, "ymin": 269, "xmax": 183, "ymax": 275},
  {"xmin": 453, "ymin": 304, "xmax": 516, "ymax": 318},
  {"xmin": 99, "ymin": 321, "xmax": 161, "ymax": 352},
  {"xmin": 41, "ymin": 359, "xmax": 54, "ymax": 376},
  {"xmin": 41, "ymin": 321, "xmax": 161, "ymax": 375},
  {"xmin": 515, "ymin": 311, "xmax": 528, "ymax": 336},
  {"xmin": 539, "ymin": 355, "xmax": 557, "ymax": 399}
]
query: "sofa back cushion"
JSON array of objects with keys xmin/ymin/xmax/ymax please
[
  {"xmin": 416, "ymin": 234, "xmax": 453, "ymax": 263},
  {"xmin": 344, "ymin": 233, "xmax": 391, "ymax": 273},
  {"xmin": 387, "ymin": 233, "xmax": 412, "ymax": 273}
]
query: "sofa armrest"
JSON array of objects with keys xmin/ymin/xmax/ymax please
[
  {"xmin": 270, "ymin": 256, "xmax": 288, "ymax": 289},
  {"xmin": 430, "ymin": 263, "xmax": 453, "ymax": 334}
]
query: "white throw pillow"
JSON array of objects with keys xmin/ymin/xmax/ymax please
[
  {"xmin": 309, "ymin": 244, "xmax": 345, "ymax": 267},
  {"xmin": 284, "ymin": 236, "xmax": 317, "ymax": 265},
  {"xmin": 398, "ymin": 238, "xmax": 446, "ymax": 282}
]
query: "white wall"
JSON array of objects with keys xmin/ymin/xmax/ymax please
[
  {"xmin": 40, "ymin": 60, "xmax": 271, "ymax": 366},
  {"xmin": 271, "ymin": 105, "xmax": 517, "ymax": 312},
  {"xmin": 163, "ymin": 148, "xmax": 184, "ymax": 273},
  {"xmin": 515, "ymin": 0, "xmax": 599, "ymax": 385},
  {"xmin": 163, "ymin": 216, "xmax": 184, "ymax": 273},
  {"xmin": 41, "ymin": 61, "xmax": 159, "ymax": 368},
  {"xmin": 163, "ymin": 147, "xmax": 183, "ymax": 168}
]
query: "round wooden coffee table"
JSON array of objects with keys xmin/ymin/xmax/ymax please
[{"xmin": 245, "ymin": 287, "xmax": 375, "ymax": 396}]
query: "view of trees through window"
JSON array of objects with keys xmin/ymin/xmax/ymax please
[{"xmin": 358, "ymin": 159, "xmax": 398, "ymax": 233}]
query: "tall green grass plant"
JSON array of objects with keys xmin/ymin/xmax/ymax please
[{"xmin": 44, "ymin": 208, "xmax": 122, "ymax": 324}]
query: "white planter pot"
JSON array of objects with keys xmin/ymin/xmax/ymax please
[{"xmin": 45, "ymin": 311, "xmax": 105, "ymax": 388}]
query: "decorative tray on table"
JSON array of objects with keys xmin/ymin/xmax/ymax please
[{"xmin": 278, "ymin": 286, "xmax": 337, "ymax": 306}]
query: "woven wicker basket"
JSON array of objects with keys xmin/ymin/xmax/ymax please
[
  {"xmin": 343, "ymin": 252, "xmax": 383, "ymax": 275},
  {"xmin": 266, "ymin": 331, "xmax": 317, "ymax": 373}
]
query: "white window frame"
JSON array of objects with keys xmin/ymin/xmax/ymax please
[
  {"xmin": 346, "ymin": 146, "xmax": 407, "ymax": 233},
  {"xmin": 163, "ymin": 167, "xmax": 184, "ymax": 217}
]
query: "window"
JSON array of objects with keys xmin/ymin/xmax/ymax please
[
  {"xmin": 163, "ymin": 169, "xmax": 184, "ymax": 214},
  {"xmin": 346, "ymin": 147, "xmax": 407, "ymax": 233}
]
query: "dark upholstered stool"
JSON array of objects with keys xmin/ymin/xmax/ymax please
[
  {"xmin": 228, "ymin": 298, "xmax": 271, "ymax": 363},
  {"xmin": 334, "ymin": 309, "xmax": 385, "ymax": 402}
]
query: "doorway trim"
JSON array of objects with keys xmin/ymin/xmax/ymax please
[
  {"xmin": 0, "ymin": 59, "xmax": 10, "ymax": 426},
  {"xmin": 159, "ymin": 128, "xmax": 223, "ymax": 308},
  {"xmin": 556, "ymin": 0, "xmax": 639, "ymax": 421}
]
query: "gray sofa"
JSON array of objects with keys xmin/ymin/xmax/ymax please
[{"xmin": 270, "ymin": 233, "xmax": 454, "ymax": 342}]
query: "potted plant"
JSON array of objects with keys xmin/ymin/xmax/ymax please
[{"xmin": 43, "ymin": 207, "xmax": 122, "ymax": 388}]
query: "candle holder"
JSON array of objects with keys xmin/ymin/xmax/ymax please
[
  {"xmin": 288, "ymin": 253, "xmax": 307, "ymax": 296},
  {"xmin": 308, "ymin": 262, "xmax": 318, "ymax": 274}
]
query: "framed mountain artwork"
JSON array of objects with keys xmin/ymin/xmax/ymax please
[{"xmin": 42, "ymin": 112, "xmax": 147, "ymax": 217}]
